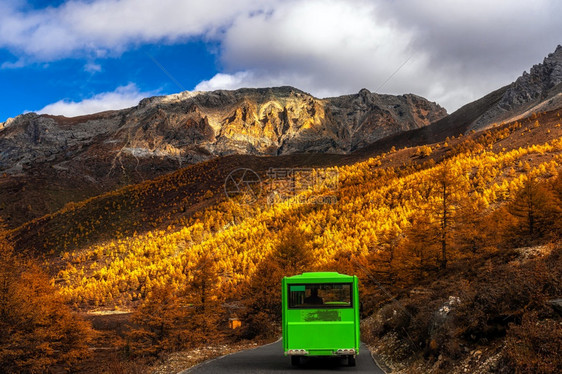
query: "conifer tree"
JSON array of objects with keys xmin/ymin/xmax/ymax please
[
  {"xmin": 507, "ymin": 177, "xmax": 559, "ymax": 245},
  {"xmin": 182, "ymin": 252, "xmax": 223, "ymax": 343},
  {"xmin": 432, "ymin": 162, "xmax": 466, "ymax": 269},
  {"xmin": 454, "ymin": 196, "xmax": 489, "ymax": 254},
  {"xmin": 0, "ymin": 229, "xmax": 93, "ymax": 372},
  {"xmin": 401, "ymin": 210, "xmax": 440, "ymax": 278},
  {"xmin": 128, "ymin": 284, "xmax": 188, "ymax": 357},
  {"xmin": 241, "ymin": 227, "xmax": 312, "ymax": 337}
]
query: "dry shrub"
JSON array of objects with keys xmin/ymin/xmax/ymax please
[
  {"xmin": 502, "ymin": 313, "xmax": 562, "ymax": 374},
  {"xmin": 375, "ymin": 300, "xmax": 413, "ymax": 337},
  {"xmin": 239, "ymin": 310, "xmax": 281, "ymax": 340},
  {"xmin": 96, "ymin": 356, "xmax": 149, "ymax": 374},
  {"xmin": 367, "ymin": 244, "xmax": 562, "ymax": 372}
]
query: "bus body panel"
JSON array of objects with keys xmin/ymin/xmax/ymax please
[
  {"xmin": 282, "ymin": 272, "xmax": 360, "ymax": 358},
  {"xmin": 287, "ymin": 322, "xmax": 355, "ymax": 353}
]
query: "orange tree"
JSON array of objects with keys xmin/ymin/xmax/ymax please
[
  {"xmin": 240, "ymin": 226, "xmax": 314, "ymax": 338},
  {"xmin": 0, "ymin": 232, "xmax": 93, "ymax": 372}
]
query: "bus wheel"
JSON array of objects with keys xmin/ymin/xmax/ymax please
[
  {"xmin": 291, "ymin": 356, "xmax": 300, "ymax": 366},
  {"xmin": 348, "ymin": 355, "xmax": 356, "ymax": 367}
]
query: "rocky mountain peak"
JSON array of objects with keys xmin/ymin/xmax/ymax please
[
  {"xmin": 0, "ymin": 86, "xmax": 446, "ymax": 175},
  {"xmin": 471, "ymin": 45, "xmax": 562, "ymax": 130},
  {"xmin": 512, "ymin": 44, "xmax": 562, "ymax": 99},
  {"xmin": 358, "ymin": 88, "xmax": 372, "ymax": 96}
]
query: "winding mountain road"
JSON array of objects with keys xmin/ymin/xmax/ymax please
[{"xmin": 180, "ymin": 340, "xmax": 385, "ymax": 374}]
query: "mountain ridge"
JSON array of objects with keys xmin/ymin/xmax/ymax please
[
  {"xmin": 356, "ymin": 45, "xmax": 562, "ymax": 155},
  {"xmin": 2, "ymin": 45, "xmax": 561, "ymax": 176},
  {"xmin": 0, "ymin": 86, "xmax": 446, "ymax": 175},
  {"xmin": 2, "ymin": 45, "xmax": 562, "ymax": 230},
  {"xmin": 470, "ymin": 44, "xmax": 562, "ymax": 130}
]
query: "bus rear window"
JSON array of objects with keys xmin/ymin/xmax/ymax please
[{"xmin": 288, "ymin": 283, "xmax": 352, "ymax": 308}]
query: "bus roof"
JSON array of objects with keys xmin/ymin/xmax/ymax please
[{"xmin": 284, "ymin": 272, "xmax": 354, "ymax": 283}]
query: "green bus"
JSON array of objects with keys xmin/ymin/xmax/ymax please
[{"xmin": 282, "ymin": 272, "xmax": 360, "ymax": 366}]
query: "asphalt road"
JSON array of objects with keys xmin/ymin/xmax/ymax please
[{"xmin": 181, "ymin": 340, "xmax": 385, "ymax": 374}]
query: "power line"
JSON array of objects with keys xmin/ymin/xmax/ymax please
[
  {"xmin": 376, "ymin": 54, "xmax": 413, "ymax": 93},
  {"xmin": 146, "ymin": 52, "xmax": 186, "ymax": 92}
]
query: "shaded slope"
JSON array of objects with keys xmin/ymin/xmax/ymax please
[
  {"xmin": 356, "ymin": 85, "xmax": 509, "ymax": 155},
  {"xmin": 9, "ymin": 152, "xmax": 354, "ymax": 254}
]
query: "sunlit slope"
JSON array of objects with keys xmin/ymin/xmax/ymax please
[
  {"xmin": 10, "ymin": 153, "xmax": 354, "ymax": 254},
  {"xmin": 51, "ymin": 110, "xmax": 562, "ymax": 307}
]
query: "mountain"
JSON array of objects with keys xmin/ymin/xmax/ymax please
[
  {"xmin": 0, "ymin": 87, "xmax": 445, "ymax": 228},
  {"xmin": 469, "ymin": 44, "xmax": 562, "ymax": 130},
  {"xmin": 356, "ymin": 85, "xmax": 510, "ymax": 155},
  {"xmin": 357, "ymin": 45, "xmax": 562, "ymax": 155},
  {"xmin": 2, "ymin": 45, "xmax": 562, "ymax": 230},
  {"xmin": 0, "ymin": 87, "xmax": 445, "ymax": 175}
]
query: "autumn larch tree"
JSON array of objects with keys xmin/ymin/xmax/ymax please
[
  {"xmin": 433, "ymin": 162, "xmax": 466, "ymax": 269},
  {"xmin": 400, "ymin": 210, "xmax": 440, "ymax": 279},
  {"xmin": 187, "ymin": 252, "xmax": 220, "ymax": 312},
  {"xmin": 240, "ymin": 227, "xmax": 313, "ymax": 338},
  {"xmin": 507, "ymin": 177, "xmax": 560, "ymax": 245},
  {"xmin": 127, "ymin": 284, "xmax": 188, "ymax": 358},
  {"xmin": 0, "ymin": 231, "xmax": 94, "ymax": 372},
  {"xmin": 182, "ymin": 252, "xmax": 224, "ymax": 344},
  {"xmin": 454, "ymin": 195, "xmax": 489, "ymax": 255},
  {"xmin": 363, "ymin": 226, "xmax": 403, "ymax": 285}
]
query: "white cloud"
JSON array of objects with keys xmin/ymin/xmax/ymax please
[
  {"xmin": 84, "ymin": 62, "xmax": 102, "ymax": 73},
  {"xmin": 2, "ymin": 0, "xmax": 561, "ymax": 112},
  {"xmin": 1, "ymin": 58, "xmax": 26, "ymax": 69},
  {"xmin": 197, "ymin": 0, "xmax": 562, "ymax": 111},
  {"xmin": 0, "ymin": 0, "xmax": 274, "ymax": 60},
  {"xmin": 208, "ymin": 0, "xmax": 427, "ymax": 95},
  {"xmin": 196, "ymin": 72, "xmax": 254, "ymax": 91},
  {"xmin": 37, "ymin": 83, "xmax": 151, "ymax": 117}
]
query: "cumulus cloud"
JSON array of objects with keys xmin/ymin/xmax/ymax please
[
  {"xmin": 37, "ymin": 83, "xmax": 150, "ymax": 117},
  {"xmin": 198, "ymin": 0, "xmax": 429, "ymax": 97},
  {"xmin": 0, "ymin": 0, "xmax": 273, "ymax": 60},
  {"xmin": 198, "ymin": 0, "xmax": 562, "ymax": 111},
  {"xmin": 2, "ymin": 0, "xmax": 561, "ymax": 112},
  {"xmin": 195, "ymin": 72, "xmax": 255, "ymax": 92}
]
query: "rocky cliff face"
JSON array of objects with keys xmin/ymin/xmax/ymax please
[
  {"xmin": 471, "ymin": 45, "xmax": 562, "ymax": 130},
  {"xmin": 0, "ymin": 87, "xmax": 446, "ymax": 174}
]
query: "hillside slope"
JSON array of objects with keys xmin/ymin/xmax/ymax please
[
  {"xmin": 10, "ymin": 152, "xmax": 354, "ymax": 254},
  {"xmin": 11, "ymin": 108, "xmax": 562, "ymax": 257},
  {"xmin": 469, "ymin": 44, "xmax": 562, "ymax": 130},
  {"xmin": 0, "ymin": 87, "xmax": 445, "ymax": 228},
  {"xmin": 6, "ymin": 104, "xmax": 562, "ymax": 374}
]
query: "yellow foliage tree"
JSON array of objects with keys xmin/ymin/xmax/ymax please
[{"xmin": 0, "ymin": 234, "xmax": 94, "ymax": 372}]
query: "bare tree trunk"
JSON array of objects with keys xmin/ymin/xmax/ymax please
[{"xmin": 441, "ymin": 181, "xmax": 448, "ymax": 270}]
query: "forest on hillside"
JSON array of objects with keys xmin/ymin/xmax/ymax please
[{"xmin": 1, "ymin": 113, "xmax": 561, "ymax": 373}]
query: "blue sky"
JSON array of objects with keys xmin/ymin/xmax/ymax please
[
  {"xmin": 1, "ymin": 40, "xmax": 218, "ymax": 118},
  {"xmin": 1, "ymin": 0, "xmax": 561, "ymax": 122}
]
